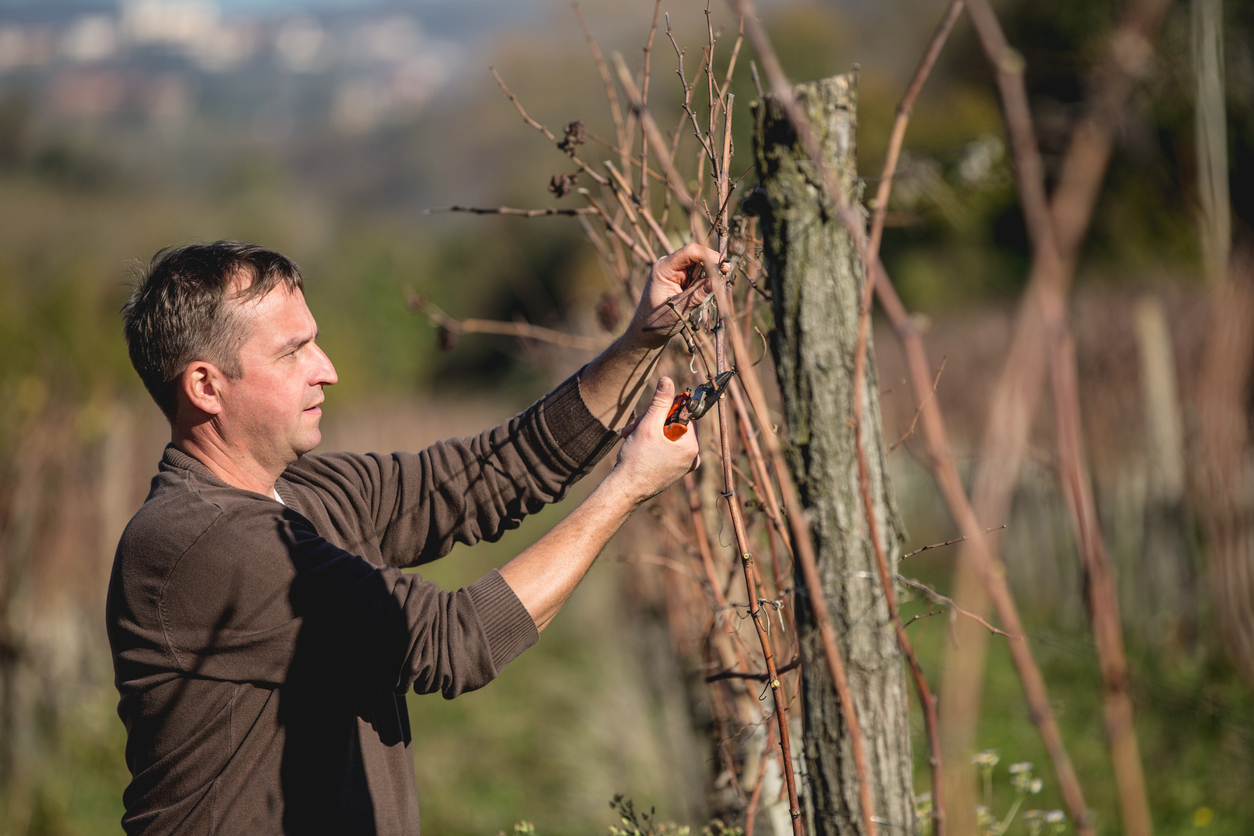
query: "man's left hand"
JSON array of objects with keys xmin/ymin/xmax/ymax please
[{"xmin": 626, "ymin": 243, "xmax": 722, "ymax": 350}]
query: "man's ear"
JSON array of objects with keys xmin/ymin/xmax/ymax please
[{"xmin": 180, "ymin": 360, "xmax": 227, "ymax": 417}]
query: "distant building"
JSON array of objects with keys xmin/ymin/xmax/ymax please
[
  {"xmin": 118, "ymin": 0, "xmax": 254, "ymax": 72},
  {"xmin": 61, "ymin": 15, "xmax": 119, "ymax": 63},
  {"xmin": 0, "ymin": 24, "xmax": 56, "ymax": 70},
  {"xmin": 120, "ymin": 0, "xmax": 220, "ymax": 49},
  {"xmin": 0, "ymin": 1, "xmax": 457, "ymax": 132}
]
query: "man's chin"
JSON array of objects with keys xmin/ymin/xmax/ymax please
[{"xmin": 294, "ymin": 430, "xmax": 322, "ymax": 459}]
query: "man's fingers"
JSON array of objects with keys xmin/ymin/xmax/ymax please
[
  {"xmin": 619, "ymin": 412, "xmax": 641, "ymax": 438},
  {"xmin": 657, "ymin": 244, "xmax": 721, "ymax": 286},
  {"xmin": 649, "ymin": 377, "xmax": 676, "ymax": 415}
]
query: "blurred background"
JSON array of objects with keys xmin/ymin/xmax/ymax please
[{"xmin": 0, "ymin": 0, "xmax": 1251, "ymax": 833}]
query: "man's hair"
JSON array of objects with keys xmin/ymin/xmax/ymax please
[{"xmin": 122, "ymin": 241, "xmax": 305, "ymax": 420}]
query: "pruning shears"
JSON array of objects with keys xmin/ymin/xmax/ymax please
[{"xmin": 663, "ymin": 370, "xmax": 737, "ymax": 440}]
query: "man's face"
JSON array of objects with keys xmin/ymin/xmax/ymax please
[{"xmin": 218, "ymin": 284, "xmax": 337, "ymax": 473}]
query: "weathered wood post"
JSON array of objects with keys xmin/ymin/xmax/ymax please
[{"xmin": 750, "ymin": 73, "xmax": 915, "ymax": 836}]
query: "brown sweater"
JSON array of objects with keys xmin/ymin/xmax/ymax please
[{"xmin": 106, "ymin": 374, "xmax": 618, "ymax": 835}]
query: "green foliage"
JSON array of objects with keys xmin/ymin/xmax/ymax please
[
  {"xmin": 901, "ymin": 580, "xmax": 1254, "ymax": 836},
  {"xmin": 607, "ymin": 795, "xmax": 689, "ymax": 836},
  {"xmin": 605, "ymin": 795, "xmax": 742, "ymax": 836},
  {"xmin": 0, "ymin": 692, "xmax": 128, "ymax": 836},
  {"xmin": 495, "ymin": 798, "xmax": 742, "ymax": 836},
  {"xmin": 969, "ymin": 751, "xmax": 1061, "ymax": 836},
  {"xmin": 862, "ymin": 0, "xmax": 1209, "ymax": 308}
]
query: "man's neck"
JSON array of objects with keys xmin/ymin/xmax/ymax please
[{"xmin": 172, "ymin": 433, "xmax": 281, "ymax": 496}]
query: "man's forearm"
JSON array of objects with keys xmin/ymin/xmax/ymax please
[
  {"xmin": 578, "ymin": 333, "xmax": 664, "ymax": 431},
  {"xmin": 498, "ymin": 468, "xmax": 638, "ymax": 631}
]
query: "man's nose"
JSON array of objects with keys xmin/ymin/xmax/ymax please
[{"xmin": 313, "ymin": 344, "xmax": 338, "ymax": 386}]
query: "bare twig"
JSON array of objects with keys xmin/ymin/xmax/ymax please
[
  {"xmin": 705, "ymin": 656, "xmax": 801, "ymax": 683},
  {"xmin": 867, "ymin": 0, "xmax": 966, "ymax": 261},
  {"xmin": 705, "ymin": 3, "xmax": 718, "ymax": 162},
  {"xmin": 490, "ymin": 66, "xmax": 612, "ymax": 188},
  {"xmin": 640, "ymin": 1, "xmax": 662, "ymax": 201},
  {"xmin": 722, "ymin": 263, "xmax": 874, "ymax": 836},
  {"xmin": 903, "ymin": 610, "xmax": 945, "ymax": 630},
  {"xmin": 1050, "ymin": 333, "xmax": 1153, "ymax": 836},
  {"xmin": 666, "ymin": 24, "xmax": 717, "ymax": 161},
  {"xmin": 406, "ymin": 292, "xmax": 605, "ymax": 352},
  {"xmin": 614, "ymin": 553, "xmax": 695, "ymax": 576},
  {"xmin": 614, "ymin": 53, "xmax": 701, "ymax": 221},
  {"xmin": 712, "ymin": 312, "xmax": 803, "ymax": 836},
  {"xmin": 599, "ymin": 162, "xmax": 659, "ymax": 261},
  {"xmin": 680, "ymin": 474, "xmax": 758, "ymax": 670},
  {"xmin": 707, "ymin": 80, "xmax": 804, "ymax": 832},
  {"xmin": 572, "ymin": 3, "xmax": 628, "ymax": 173},
  {"xmin": 605, "ymin": 159, "xmax": 674, "ymax": 254},
  {"xmin": 428, "ymin": 205, "xmax": 596, "ymax": 218},
  {"xmin": 899, "ymin": 526, "xmax": 1006, "ymax": 562},
  {"xmin": 935, "ymin": 2, "xmax": 1169, "ymax": 830},
  {"xmin": 889, "ymin": 356, "xmax": 947, "ymax": 455},
  {"xmin": 726, "ymin": 368, "xmax": 790, "ymax": 557},
  {"xmin": 851, "ymin": 156, "xmax": 946, "ymax": 836},
  {"xmin": 584, "ymin": 194, "xmax": 656, "ymax": 263},
  {"xmin": 720, "ymin": 18, "xmax": 746, "ymax": 108},
  {"xmin": 899, "ymin": 577, "xmax": 1018, "ymax": 640}
]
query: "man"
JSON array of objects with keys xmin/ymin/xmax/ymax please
[{"xmin": 106, "ymin": 239, "xmax": 716, "ymax": 834}]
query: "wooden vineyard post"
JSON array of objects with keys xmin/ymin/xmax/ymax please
[{"xmin": 751, "ymin": 74, "xmax": 915, "ymax": 836}]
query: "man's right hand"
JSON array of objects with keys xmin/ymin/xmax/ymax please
[
  {"xmin": 608, "ymin": 376, "xmax": 701, "ymax": 505},
  {"xmin": 499, "ymin": 375, "xmax": 700, "ymax": 632}
]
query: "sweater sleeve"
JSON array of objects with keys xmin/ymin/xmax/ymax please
[
  {"xmin": 150, "ymin": 500, "xmax": 537, "ymax": 698},
  {"xmin": 284, "ymin": 370, "xmax": 620, "ymax": 570}
]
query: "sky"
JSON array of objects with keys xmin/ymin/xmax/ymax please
[{"xmin": 0, "ymin": 0, "xmax": 540, "ymax": 12}]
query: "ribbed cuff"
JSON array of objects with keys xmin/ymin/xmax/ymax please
[
  {"xmin": 540, "ymin": 369, "xmax": 620, "ymax": 467},
  {"xmin": 467, "ymin": 570, "xmax": 540, "ymax": 673}
]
